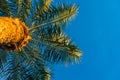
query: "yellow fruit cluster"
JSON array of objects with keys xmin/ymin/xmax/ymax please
[{"xmin": 0, "ymin": 17, "xmax": 31, "ymax": 51}]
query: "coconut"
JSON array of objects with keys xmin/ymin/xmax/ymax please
[{"xmin": 0, "ymin": 17, "xmax": 31, "ymax": 51}]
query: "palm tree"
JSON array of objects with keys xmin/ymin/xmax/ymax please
[{"xmin": 0, "ymin": 0, "xmax": 81, "ymax": 80}]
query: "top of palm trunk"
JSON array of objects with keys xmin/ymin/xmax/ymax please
[{"xmin": 0, "ymin": 17, "xmax": 31, "ymax": 51}]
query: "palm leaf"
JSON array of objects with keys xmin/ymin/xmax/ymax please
[
  {"xmin": 31, "ymin": 33, "xmax": 81, "ymax": 64},
  {"xmin": 7, "ymin": 0, "xmax": 30, "ymax": 21},
  {"xmin": 0, "ymin": 0, "xmax": 81, "ymax": 80},
  {"xmin": 0, "ymin": 0, "xmax": 10, "ymax": 16},
  {"xmin": 29, "ymin": 3, "xmax": 78, "ymax": 33},
  {"xmin": 0, "ymin": 48, "xmax": 51, "ymax": 80}
]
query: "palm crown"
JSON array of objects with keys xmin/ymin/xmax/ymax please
[{"xmin": 0, "ymin": 0, "xmax": 81, "ymax": 80}]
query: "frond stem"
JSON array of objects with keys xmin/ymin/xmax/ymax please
[{"xmin": 28, "ymin": 10, "xmax": 75, "ymax": 33}]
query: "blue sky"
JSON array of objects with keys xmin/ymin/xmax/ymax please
[{"xmin": 53, "ymin": 0, "xmax": 120, "ymax": 80}]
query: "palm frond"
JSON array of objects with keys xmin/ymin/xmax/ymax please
[
  {"xmin": 8, "ymin": 0, "xmax": 31, "ymax": 21},
  {"xmin": 34, "ymin": 0, "xmax": 51, "ymax": 13},
  {"xmin": 29, "ymin": 3, "xmax": 78, "ymax": 33},
  {"xmin": 0, "ymin": 50, "xmax": 7, "ymax": 66},
  {"xmin": 0, "ymin": 48, "xmax": 51, "ymax": 80},
  {"xmin": 0, "ymin": 0, "xmax": 10, "ymax": 16},
  {"xmin": 31, "ymin": 33, "xmax": 81, "ymax": 64},
  {"xmin": 0, "ymin": 0, "xmax": 80, "ymax": 80}
]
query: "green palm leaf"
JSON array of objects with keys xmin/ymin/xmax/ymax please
[
  {"xmin": 0, "ymin": 0, "xmax": 10, "ymax": 16},
  {"xmin": 0, "ymin": 0, "xmax": 81, "ymax": 80}
]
